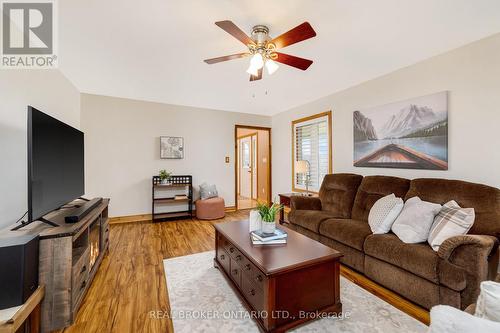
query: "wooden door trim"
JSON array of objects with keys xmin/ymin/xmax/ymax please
[{"xmin": 235, "ymin": 125, "xmax": 272, "ymax": 210}]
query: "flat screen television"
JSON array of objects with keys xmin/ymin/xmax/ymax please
[{"xmin": 27, "ymin": 106, "xmax": 84, "ymax": 224}]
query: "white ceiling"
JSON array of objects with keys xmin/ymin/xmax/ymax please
[{"xmin": 59, "ymin": 0, "xmax": 500, "ymax": 115}]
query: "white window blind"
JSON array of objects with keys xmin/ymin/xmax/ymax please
[{"xmin": 293, "ymin": 114, "xmax": 330, "ymax": 192}]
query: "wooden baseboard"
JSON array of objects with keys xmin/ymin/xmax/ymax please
[
  {"xmin": 224, "ymin": 206, "xmax": 236, "ymax": 212},
  {"xmin": 109, "ymin": 214, "xmax": 152, "ymax": 224},
  {"xmin": 340, "ymin": 265, "xmax": 430, "ymax": 325},
  {"xmin": 109, "ymin": 206, "xmax": 238, "ymax": 224}
]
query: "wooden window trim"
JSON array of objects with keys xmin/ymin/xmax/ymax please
[{"xmin": 291, "ymin": 111, "xmax": 332, "ymax": 193}]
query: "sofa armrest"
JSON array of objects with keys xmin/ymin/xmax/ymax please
[
  {"xmin": 438, "ymin": 235, "xmax": 498, "ymax": 263},
  {"xmin": 438, "ymin": 235, "xmax": 499, "ymax": 309},
  {"xmin": 290, "ymin": 196, "xmax": 322, "ymax": 211}
]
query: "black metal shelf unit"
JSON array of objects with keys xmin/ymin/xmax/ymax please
[{"xmin": 152, "ymin": 175, "xmax": 193, "ymax": 222}]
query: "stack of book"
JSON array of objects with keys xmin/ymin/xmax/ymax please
[{"xmin": 250, "ymin": 228, "xmax": 288, "ymax": 245}]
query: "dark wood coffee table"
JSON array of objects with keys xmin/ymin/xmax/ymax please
[{"xmin": 214, "ymin": 221, "xmax": 343, "ymax": 332}]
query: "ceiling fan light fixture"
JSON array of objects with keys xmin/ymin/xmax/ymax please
[
  {"xmin": 250, "ymin": 53, "xmax": 264, "ymax": 69},
  {"xmin": 246, "ymin": 64, "xmax": 259, "ymax": 76},
  {"xmin": 265, "ymin": 59, "xmax": 279, "ymax": 75}
]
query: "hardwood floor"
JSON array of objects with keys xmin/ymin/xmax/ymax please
[
  {"xmin": 61, "ymin": 210, "xmax": 249, "ymax": 333},
  {"xmin": 61, "ymin": 210, "xmax": 428, "ymax": 333},
  {"xmin": 237, "ymin": 195, "xmax": 258, "ymax": 209}
]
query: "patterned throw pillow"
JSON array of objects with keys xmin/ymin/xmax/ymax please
[
  {"xmin": 368, "ymin": 193, "xmax": 404, "ymax": 234},
  {"xmin": 199, "ymin": 183, "xmax": 218, "ymax": 200},
  {"xmin": 392, "ymin": 196, "xmax": 442, "ymax": 243},
  {"xmin": 427, "ymin": 200, "xmax": 475, "ymax": 251}
]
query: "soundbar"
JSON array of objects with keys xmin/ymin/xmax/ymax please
[{"xmin": 65, "ymin": 197, "xmax": 103, "ymax": 223}]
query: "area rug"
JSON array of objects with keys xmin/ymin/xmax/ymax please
[{"xmin": 163, "ymin": 251, "xmax": 427, "ymax": 332}]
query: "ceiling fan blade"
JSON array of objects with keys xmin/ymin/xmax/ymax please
[
  {"xmin": 215, "ymin": 20, "xmax": 254, "ymax": 46},
  {"xmin": 270, "ymin": 22, "xmax": 316, "ymax": 49},
  {"xmin": 249, "ymin": 68, "xmax": 263, "ymax": 81},
  {"xmin": 204, "ymin": 53, "xmax": 250, "ymax": 64},
  {"xmin": 274, "ymin": 52, "xmax": 313, "ymax": 71}
]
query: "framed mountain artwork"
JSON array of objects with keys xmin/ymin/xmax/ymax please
[{"xmin": 353, "ymin": 92, "xmax": 448, "ymax": 170}]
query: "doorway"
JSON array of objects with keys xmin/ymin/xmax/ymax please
[{"xmin": 235, "ymin": 125, "xmax": 271, "ymax": 210}]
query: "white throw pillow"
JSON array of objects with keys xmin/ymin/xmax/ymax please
[
  {"xmin": 368, "ymin": 193, "xmax": 404, "ymax": 234},
  {"xmin": 475, "ymin": 280, "xmax": 500, "ymax": 322},
  {"xmin": 427, "ymin": 200, "xmax": 475, "ymax": 251},
  {"xmin": 391, "ymin": 196, "xmax": 442, "ymax": 243},
  {"xmin": 429, "ymin": 305, "xmax": 500, "ymax": 333}
]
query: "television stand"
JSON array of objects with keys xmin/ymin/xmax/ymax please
[
  {"xmin": 1, "ymin": 198, "xmax": 110, "ymax": 333},
  {"xmin": 11, "ymin": 217, "xmax": 58, "ymax": 231}
]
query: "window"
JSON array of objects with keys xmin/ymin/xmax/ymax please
[{"xmin": 292, "ymin": 111, "xmax": 332, "ymax": 193}]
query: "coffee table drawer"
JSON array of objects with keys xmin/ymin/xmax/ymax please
[
  {"xmin": 242, "ymin": 275, "xmax": 264, "ymax": 313},
  {"xmin": 252, "ymin": 268, "xmax": 267, "ymax": 291},
  {"xmin": 230, "ymin": 258, "xmax": 242, "ymax": 287},
  {"xmin": 240, "ymin": 256, "xmax": 254, "ymax": 277},
  {"xmin": 226, "ymin": 243, "xmax": 243, "ymax": 261},
  {"xmin": 240, "ymin": 256, "xmax": 267, "ymax": 291},
  {"xmin": 216, "ymin": 248, "xmax": 230, "ymax": 273}
]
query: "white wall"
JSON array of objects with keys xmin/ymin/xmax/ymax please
[
  {"xmin": 272, "ymin": 33, "xmax": 500, "ymax": 198},
  {"xmin": 81, "ymin": 94, "xmax": 270, "ymax": 217},
  {"xmin": 0, "ymin": 70, "xmax": 81, "ymax": 229}
]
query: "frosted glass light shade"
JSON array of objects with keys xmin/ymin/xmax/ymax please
[
  {"xmin": 250, "ymin": 53, "xmax": 264, "ymax": 69},
  {"xmin": 246, "ymin": 64, "xmax": 259, "ymax": 76},
  {"xmin": 265, "ymin": 59, "xmax": 279, "ymax": 75}
]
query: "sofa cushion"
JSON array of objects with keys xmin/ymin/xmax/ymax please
[
  {"xmin": 351, "ymin": 175, "xmax": 410, "ymax": 221},
  {"xmin": 368, "ymin": 193, "xmax": 404, "ymax": 234},
  {"xmin": 319, "ymin": 173, "xmax": 363, "ymax": 218},
  {"xmin": 319, "ymin": 219, "xmax": 372, "ymax": 251},
  {"xmin": 391, "ymin": 196, "xmax": 442, "ymax": 243},
  {"xmin": 406, "ymin": 178, "xmax": 500, "ymax": 240},
  {"xmin": 288, "ymin": 210, "xmax": 336, "ymax": 233},
  {"xmin": 364, "ymin": 233, "xmax": 440, "ymax": 283},
  {"xmin": 428, "ymin": 200, "xmax": 475, "ymax": 251}
]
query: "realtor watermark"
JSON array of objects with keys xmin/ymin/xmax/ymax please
[
  {"xmin": 1, "ymin": 0, "xmax": 57, "ymax": 68},
  {"xmin": 149, "ymin": 309, "xmax": 352, "ymax": 321}
]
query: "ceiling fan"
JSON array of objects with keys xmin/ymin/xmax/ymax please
[{"xmin": 204, "ymin": 21, "xmax": 316, "ymax": 81}]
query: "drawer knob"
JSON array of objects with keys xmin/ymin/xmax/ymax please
[
  {"xmin": 80, "ymin": 281, "xmax": 86, "ymax": 291},
  {"xmin": 250, "ymin": 289, "xmax": 255, "ymax": 296},
  {"xmin": 256, "ymin": 275, "xmax": 263, "ymax": 282},
  {"xmin": 232, "ymin": 269, "xmax": 238, "ymax": 275},
  {"xmin": 80, "ymin": 265, "xmax": 86, "ymax": 273},
  {"xmin": 235, "ymin": 255, "xmax": 242, "ymax": 261},
  {"xmin": 229, "ymin": 247, "xmax": 234, "ymax": 253},
  {"xmin": 220, "ymin": 254, "xmax": 225, "ymax": 260},
  {"xmin": 245, "ymin": 264, "xmax": 251, "ymax": 271}
]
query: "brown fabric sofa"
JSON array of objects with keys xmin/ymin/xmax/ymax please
[{"xmin": 287, "ymin": 173, "xmax": 500, "ymax": 310}]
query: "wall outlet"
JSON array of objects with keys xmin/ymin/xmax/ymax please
[{"xmin": 225, "ymin": 156, "xmax": 230, "ymax": 163}]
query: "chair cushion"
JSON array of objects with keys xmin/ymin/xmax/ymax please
[
  {"xmin": 288, "ymin": 210, "xmax": 336, "ymax": 233},
  {"xmin": 319, "ymin": 219, "xmax": 372, "ymax": 251},
  {"xmin": 319, "ymin": 174, "xmax": 363, "ymax": 218},
  {"xmin": 364, "ymin": 233, "xmax": 440, "ymax": 283}
]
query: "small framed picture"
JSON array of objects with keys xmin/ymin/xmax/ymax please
[{"xmin": 160, "ymin": 136, "xmax": 184, "ymax": 159}]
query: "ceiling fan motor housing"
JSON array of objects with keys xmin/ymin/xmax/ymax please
[{"xmin": 251, "ymin": 25, "xmax": 270, "ymax": 46}]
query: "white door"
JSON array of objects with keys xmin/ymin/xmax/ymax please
[
  {"xmin": 252, "ymin": 135, "xmax": 257, "ymax": 200},
  {"xmin": 239, "ymin": 137, "xmax": 252, "ymax": 198}
]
